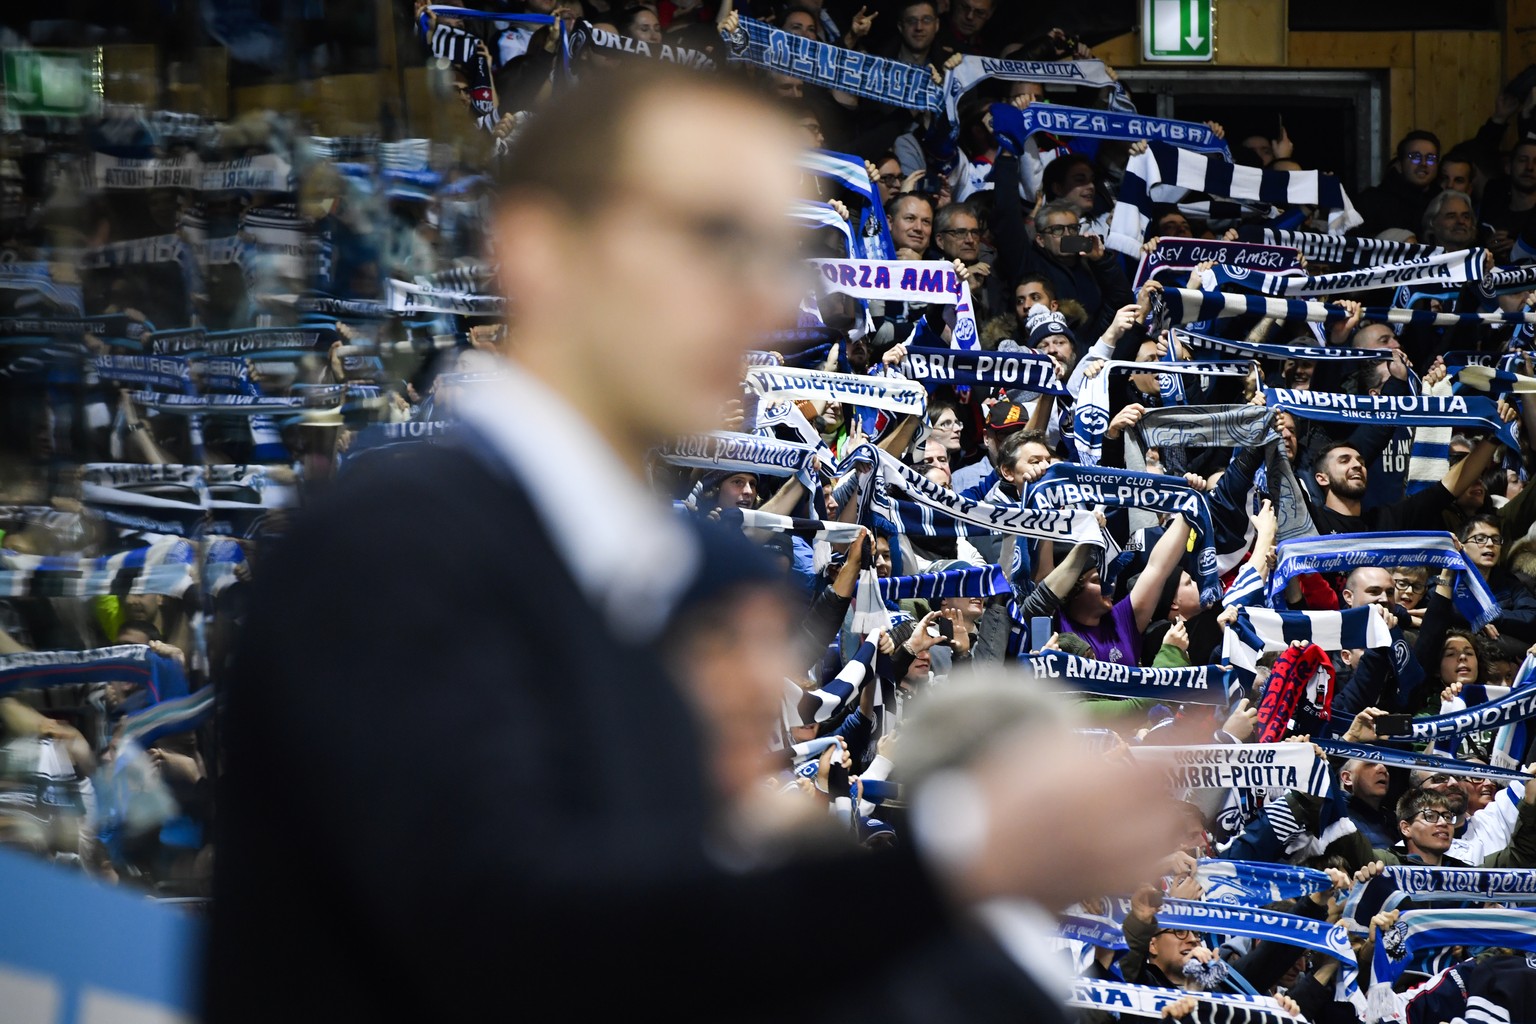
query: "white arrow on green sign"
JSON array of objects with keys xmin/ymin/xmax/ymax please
[
  {"xmin": 3, "ymin": 49, "xmax": 99, "ymax": 117},
  {"xmin": 1143, "ymin": 0, "xmax": 1214, "ymax": 63}
]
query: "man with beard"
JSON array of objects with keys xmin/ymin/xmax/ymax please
[
  {"xmin": 1306, "ymin": 429, "xmax": 1506, "ymax": 535},
  {"xmin": 1481, "ymin": 136, "xmax": 1536, "ymax": 261}
]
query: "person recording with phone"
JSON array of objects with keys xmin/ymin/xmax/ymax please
[{"xmin": 1018, "ymin": 199, "xmax": 1133, "ymax": 344}]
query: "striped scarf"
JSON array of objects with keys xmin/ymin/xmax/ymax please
[
  {"xmin": 853, "ymin": 445, "xmax": 1105, "ymax": 546},
  {"xmin": 1248, "ymin": 248, "xmax": 1488, "ymax": 299},
  {"xmin": 1158, "ymin": 287, "xmax": 1536, "ymax": 328},
  {"xmin": 799, "ymin": 149, "xmax": 893, "ymax": 262},
  {"xmin": 1314, "ymin": 739, "xmax": 1532, "ymax": 785},
  {"xmin": 1405, "ymin": 376, "xmax": 1456, "ymax": 496},
  {"xmin": 1269, "ymin": 531, "xmax": 1502, "ymax": 632},
  {"xmin": 876, "ymin": 564, "xmax": 1007, "ymax": 603},
  {"xmin": 0, "ymin": 645, "xmax": 189, "ymax": 703},
  {"xmin": 1073, "ymin": 360, "xmax": 1251, "ymax": 465},
  {"xmin": 1066, "ymin": 979, "xmax": 1304, "ymax": 1023},
  {"xmin": 1222, "ymin": 605, "xmax": 1392, "ymax": 692},
  {"xmin": 1173, "ymin": 327, "xmax": 1391, "ymax": 363},
  {"xmin": 1106, "ymin": 143, "xmax": 1362, "ymax": 256},
  {"xmin": 1374, "ymin": 907, "xmax": 1536, "ymax": 987},
  {"xmin": 1248, "ymin": 227, "xmax": 1444, "ymax": 267},
  {"xmin": 659, "ymin": 431, "xmax": 823, "ymax": 481},
  {"xmin": 1196, "ymin": 858, "xmax": 1335, "ymax": 906},
  {"xmin": 790, "ymin": 632, "xmax": 877, "ymax": 725},
  {"xmin": 788, "ymin": 199, "xmax": 857, "ymax": 255},
  {"xmin": 0, "ymin": 538, "xmax": 196, "ymax": 598}
]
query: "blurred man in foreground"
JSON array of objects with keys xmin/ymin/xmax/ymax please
[{"xmin": 206, "ymin": 64, "xmax": 1175, "ymax": 1021}]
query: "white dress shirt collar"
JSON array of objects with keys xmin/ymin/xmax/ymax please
[{"xmin": 455, "ymin": 357, "xmax": 699, "ymax": 643}]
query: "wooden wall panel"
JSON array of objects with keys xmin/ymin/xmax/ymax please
[
  {"xmin": 1288, "ymin": 31, "xmax": 1414, "ymax": 68},
  {"xmin": 1212, "ymin": 0, "xmax": 1287, "ymax": 65},
  {"xmin": 1412, "ymin": 32, "xmax": 1503, "ymax": 151}
]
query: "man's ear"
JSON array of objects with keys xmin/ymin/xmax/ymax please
[
  {"xmin": 1399, "ymin": 818, "xmax": 1412, "ymax": 841},
  {"xmin": 1313, "ymin": 470, "xmax": 1330, "ymax": 490}
]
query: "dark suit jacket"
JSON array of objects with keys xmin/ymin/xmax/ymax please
[{"xmin": 204, "ymin": 440, "xmax": 1059, "ymax": 1021}]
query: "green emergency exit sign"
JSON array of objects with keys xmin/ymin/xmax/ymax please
[
  {"xmin": 1143, "ymin": 0, "xmax": 1214, "ymax": 62},
  {"xmin": 3, "ymin": 49, "xmax": 99, "ymax": 117}
]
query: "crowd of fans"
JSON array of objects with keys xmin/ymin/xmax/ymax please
[{"xmin": 9, "ymin": 1, "xmax": 1536, "ymax": 1021}]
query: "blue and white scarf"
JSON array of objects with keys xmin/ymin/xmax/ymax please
[
  {"xmin": 659, "ymin": 431, "xmax": 823, "ymax": 481},
  {"xmin": 718, "ymin": 508, "xmax": 864, "ymax": 544},
  {"xmin": 1248, "ymin": 228, "xmax": 1442, "ymax": 268},
  {"xmin": 386, "ymin": 278, "xmax": 504, "ymax": 317},
  {"xmin": 1107, "ymin": 143, "xmax": 1362, "ymax": 256},
  {"xmin": 92, "ymin": 354, "xmax": 195, "ymax": 392},
  {"xmin": 1130, "ymin": 743, "xmax": 1332, "ymax": 796},
  {"xmin": 1314, "ymin": 739, "xmax": 1533, "ymax": 785},
  {"xmin": 0, "ymin": 538, "xmax": 196, "ymax": 598},
  {"xmin": 1073, "ymin": 360, "xmax": 1252, "ymax": 465},
  {"xmin": 0, "ymin": 314, "xmax": 153, "ymax": 345},
  {"xmin": 117, "ymin": 686, "xmax": 215, "ymax": 751},
  {"xmin": 854, "ymin": 445, "xmax": 1105, "ymax": 546},
  {"xmin": 1134, "ymin": 236, "xmax": 1303, "ymax": 288},
  {"xmin": 1160, "ymin": 288, "xmax": 1536, "ymax": 329},
  {"xmin": 800, "ymin": 149, "xmax": 893, "ymax": 262},
  {"xmin": 1374, "ymin": 907, "xmax": 1536, "ymax": 987},
  {"xmin": 1027, "ymin": 463, "xmax": 1222, "ymax": 606},
  {"xmin": 1222, "ymin": 605, "xmax": 1392, "ymax": 691},
  {"xmin": 1477, "ymin": 262, "xmax": 1536, "ymax": 299},
  {"xmin": 151, "ymin": 326, "xmax": 340, "ymax": 359},
  {"xmin": 941, "ymin": 55, "xmax": 1130, "ymax": 122},
  {"xmin": 0, "ymin": 645, "xmax": 189, "ymax": 703},
  {"xmin": 1153, "ymin": 898, "xmax": 1362, "ymax": 1010},
  {"xmin": 793, "ymin": 633, "xmax": 878, "ymax": 725},
  {"xmin": 1173, "ymin": 327, "xmax": 1392, "ymax": 364},
  {"xmin": 987, "ymin": 103, "xmax": 1228, "ymax": 158},
  {"xmin": 897, "ymin": 345, "xmax": 1064, "ymax": 394},
  {"xmin": 1021, "ymin": 649, "xmax": 1234, "ymax": 704},
  {"xmin": 877, "ymin": 564, "xmax": 1007, "ymax": 603},
  {"xmin": 1066, "ymin": 979, "xmax": 1304, "ymax": 1023},
  {"xmin": 1197, "ymin": 858, "xmax": 1335, "ymax": 906},
  {"xmin": 724, "ymin": 17, "xmax": 1120, "ymax": 116},
  {"xmin": 128, "ymin": 388, "xmax": 347, "ymax": 416},
  {"xmin": 1264, "ymin": 388, "xmax": 1519, "ymax": 451},
  {"xmin": 1394, "ymin": 660, "xmax": 1536, "ymax": 743},
  {"xmin": 1383, "ymin": 866, "xmax": 1536, "ymax": 904},
  {"xmin": 788, "ymin": 200, "xmax": 857, "ymax": 255},
  {"xmin": 1246, "ymin": 248, "xmax": 1488, "ymax": 299},
  {"xmin": 810, "ymin": 258, "xmax": 979, "ymax": 348},
  {"xmin": 746, "ymin": 365, "xmax": 928, "ymax": 417},
  {"xmin": 1268, "ymin": 531, "xmax": 1502, "ymax": 632}
]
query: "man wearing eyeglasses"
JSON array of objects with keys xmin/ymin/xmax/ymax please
[
  {"xmin": 879, "ymin": 0, "xmax": 951, "ymax": 68},
  {"xmin": 1357, "ymin": 129, "xmax": 1442, "ymax": 235},
  {"xmin": 1018, "ymin": 199, "xmax": 1133, "ymax": 342},
  {"xmin": 941, "ymin": 0, "xmax": 999, "ymax": 56},
  {"xmin": 932, "ymin": 201, "xmax": 1003, "ymax": 318},
  {"xmin": 1377, "ymin": 773, "xmax": 1536, "ymax": 868}
]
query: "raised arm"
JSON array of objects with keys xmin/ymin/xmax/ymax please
[{"xmin": 1131, "ymin": 513, "xmax": 1192, "ymax": 633}]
